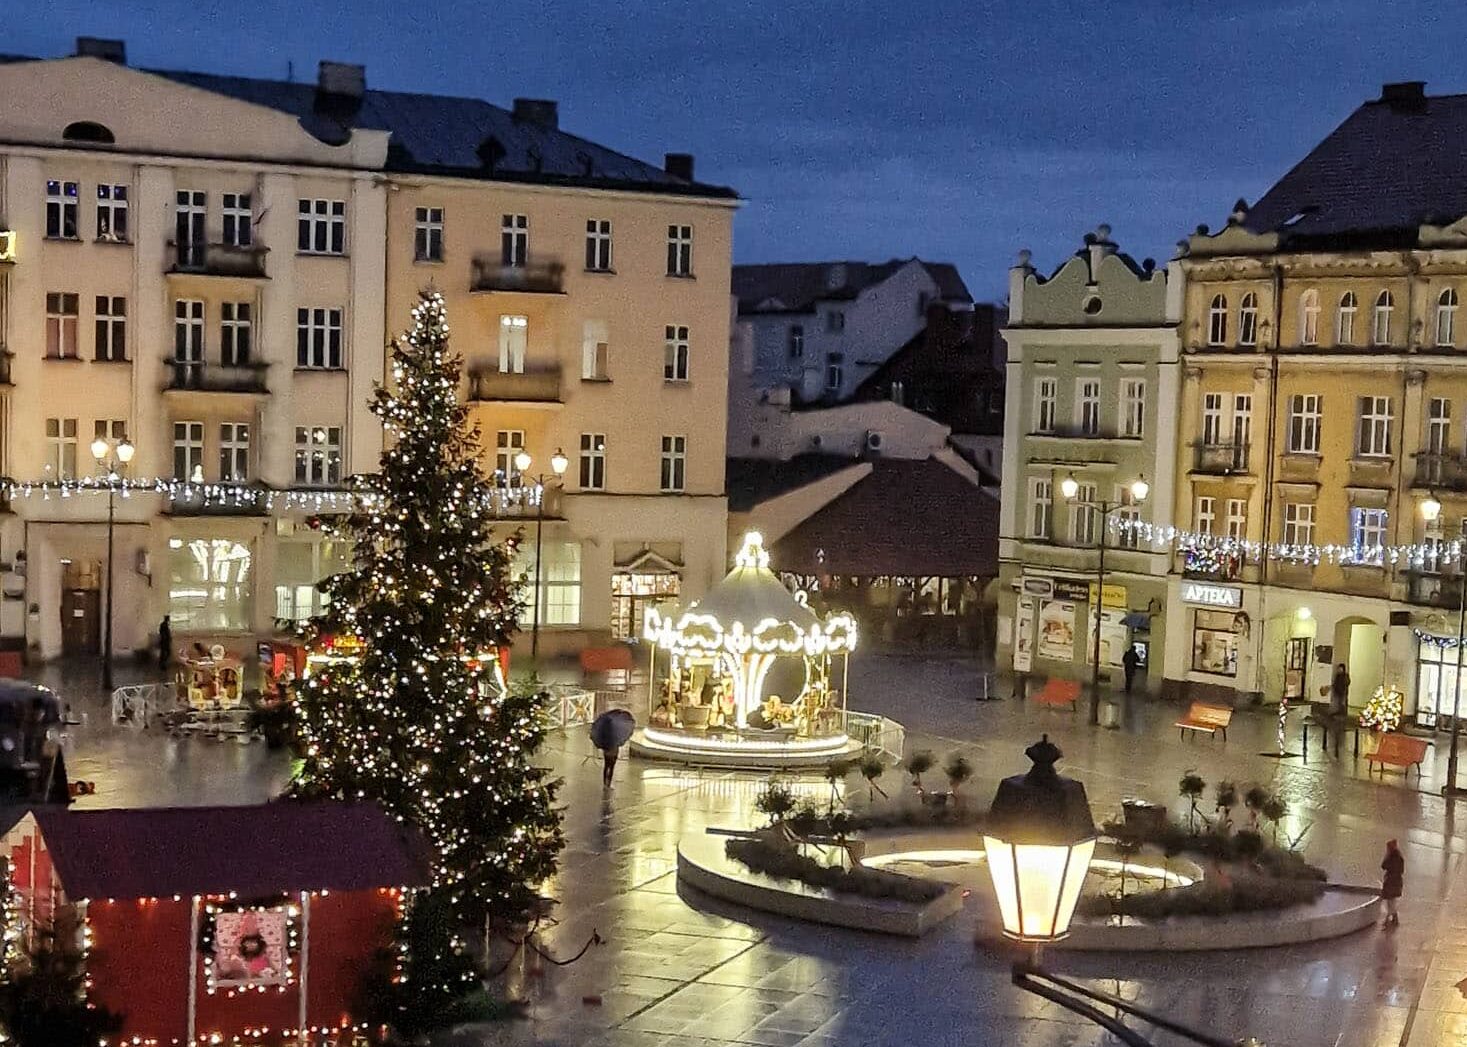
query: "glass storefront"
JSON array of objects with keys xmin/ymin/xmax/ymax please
[
  {"xmin": 1191, "ymin": 608, "xmax": 1239, "ymax": 676},
  {"xmin": 274, "ymin": 534, "xmax": 350, "ymax": 622},
  {"xmin": 168, "ymin": 537, "xmax": 252, "ymax": 631},
  {"xmin": 1417, "ymin": 639, "xmax": 1464, "ymax": 728}
]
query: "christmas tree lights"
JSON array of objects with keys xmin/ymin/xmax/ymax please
[{"xmin": 1359, "ymin": 685, "xmax": 1405, "ymax": 733}]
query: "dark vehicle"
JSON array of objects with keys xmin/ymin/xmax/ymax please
[{"xmin": 0, "ymin": 680, "xmax": 70, "ymax": 804}]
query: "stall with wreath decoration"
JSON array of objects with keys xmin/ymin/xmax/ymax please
[
  {"xmin": 631, "ymin": 532, "xmax": 863, "ymax": 768},
  {"xmin": 2, "ymin": 801, "xmax": 428, "ymax": 1046}
]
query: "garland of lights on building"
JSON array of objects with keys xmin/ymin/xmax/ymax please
[{"xmin": 1115, "ymin": 518, "xmax": 1465, "ymax": 570}]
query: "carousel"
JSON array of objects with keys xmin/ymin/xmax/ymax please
[{"xmin": 630, "ymin": 532, "xmax": 864, "ymax": 768}]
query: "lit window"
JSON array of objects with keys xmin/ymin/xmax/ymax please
[
  {"xmin": 294, "ymin": 426, "xmax": 342, "ymax": 486},
  {"xmin": 498, "ymin": 315, "xmax": 528, "ymax": 374},
  {"xmin": 168, "ymin": 538, "xmax": 252, "ymax": 631}
]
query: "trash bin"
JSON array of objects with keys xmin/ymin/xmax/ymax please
[{"xmin": 1099, "ymin": 700, "xmax": 1122, "ymax": 729}]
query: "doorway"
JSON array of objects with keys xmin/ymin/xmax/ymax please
[
  {"xmin": 1332, "ymin": 616, "xmax": 1384, "ymax": 710},
  {"xmin": 60, "ymin": 560, "xmax": 102, "ymax": 656},
  {"xmin": 1283, "ymin": 637, "xmax": 1310, "ymax": 701}
]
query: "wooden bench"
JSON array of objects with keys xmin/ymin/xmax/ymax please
[
  {"xmin": 1031, "ymin": 678, "xmax": 1080, "ymax": 710},
  {"xmin": 1176, "ymin": 702, "xmax": 1233, "ymax": 741},
  {"xmin": 1366, "ymin": 733, "xmax": 1429, "ymax": 778}
]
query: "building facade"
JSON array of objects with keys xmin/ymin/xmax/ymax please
[{"xmin": 997, "ymin": 230, "xmax": 1181, "ymax": 691}]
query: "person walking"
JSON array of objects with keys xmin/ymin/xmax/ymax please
[
  {"xmin": 1121, "ymin": 646, "xmax": 1140, "ymax": 694},
  {"xmin": 1329, "ymin": 663, "xmax": 1350, "ymax": 717},
  {"xmin": 601, "ymin": 744, "xmax": 619, "ymax": 788},
  {"xmin": 1381, "ymin": 839, "xmax": 1404, "ymax": 926},
  {"xmin": 157, "ymin": 616, "xmax": 172, "ymax": 672}
]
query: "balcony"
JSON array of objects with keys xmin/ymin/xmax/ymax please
[
  {"xmin": 470, "ymin": 257, "xmax": 564, "ymax": 295},
  {"xmin": 1406, "ymin": 570, "xmax": 1464, "ymax": 609},
  {"xmin": 1192, "ymin": 441, "xmax": 1250, "ymax": 476},
  {"xmin": 1413, "ymin": 451, "xmax": 1467, "ymax": 491},
  {"xmin": 165, "ymin": 360, "xmax": 270, "ymax": 395},
  {"xmin": 467, "ymin": 365, "xmax": 562, "ymax": 405},
  {"xmin": 165, "ymin": 485, "xmax": 270, "ymax": 517},
  {"xmin": 483, "ymin": 484, "xmax": 564, "ymax": 519},
  {"xmin": 1029, "ymin": 425, "xmax": 1138, "ymax": 442},
  {"xmin": 167, "ymin": 242, "xmax": 269, "ymax": 279}
]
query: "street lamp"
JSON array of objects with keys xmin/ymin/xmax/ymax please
[
  {"xmin": 1061, "ymin": 473, "xmax": 1149, "ymax": 724},
  {"xmin": 515, "ymin": 448, "xmax": 568, "ymax": 663},
  {"xmin": 90, "ymin": 433, "xmax": 135, "ymax": 693},
  {"xmin": 1420, "ymin": 494, "xmax": 1467, "ymax": 796}
]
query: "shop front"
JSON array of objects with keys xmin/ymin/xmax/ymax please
[
  {"xmin": 1415, "ymin": 632, "xmax": 1466, "ymax": 729},
  {"xmin": 1174, "ymin": 579, "xmax": 1247, "ymax": 699},
  {"xmin": 1009, "ymin": 572, "xmax": 1165, "ymax": 690}
]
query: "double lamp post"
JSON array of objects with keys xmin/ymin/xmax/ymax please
[
  {"xmin": 90, "ymin": 432, "xmax": 135, "ymax": 693},
  {"xmin": 513, "ymin": 447, "xmax": 567, "ymax": 664}
]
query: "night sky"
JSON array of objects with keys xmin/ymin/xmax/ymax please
[{"xmin": 8, "ymin": 1, "xmax": 1466, "ymax": 301}]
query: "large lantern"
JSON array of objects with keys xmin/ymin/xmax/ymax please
[{"xmin": 982, "ymin": 735, "xmax": 1095, "ymax": 943}]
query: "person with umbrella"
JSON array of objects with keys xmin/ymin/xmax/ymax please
[{"xmin": 590, "ymin": 708, "xmax": 635, "ymax": 787}]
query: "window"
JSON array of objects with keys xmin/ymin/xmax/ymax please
[
  {"xmin": 1034, "ymin": 377, "xmax": 1058, "ymax": 434},
  {"xmin": 1439, "ymin": 288, "xmax": 1459, "ymax": 347},
  {"xmin": 1192, "ymin": 609, "xmax": 1239, "ymax": 676},
  {"xmin": 1071, "ymin": 482, "xmax": 1098, "ymax": 544},
  {"xmin": 1195, "ymin": 496, "xmax": 1216, "ymax": 535},
  {"xmin": 1225, "ymin": 498, "xmax": 1247, "ymax": 540},
  {"xmin": 495, "ymin": 430, "xmax": 525, "ymax": 483},
  {"xmin": 414, "ymin": 206, "xmax": 443, "ymax": 262},
  {"xmin": 826, "ymin": 310, "xmax": 845, "ymax": 333},
  {"xmin": 498, "ymin": 315, "xmax": 528, "ymax": 374},
  {"xmin": 585, "ymin": 219, "xmax": 612, "ymax": 271},
  {"xmin": 788, "ymin": 325, "xmax": 804, "ymax": 359},
  {"xmin": 1350, "ymin": 507, "xmax": 1388, "ymax": 553},
  {"xmin": 1283, "ymin": 502, "xmax": 1315, "ymax": 547},
  {"xmin": 1373, "ymin": 290, "xmax": 1394, "ymax": 346},
  {"xmin": 518, "ymin": 541, "xmax": 582, "ymax": 626},
  {"xmin": 296, "ymin": 307, "xmax": 343, "ymax": 369},
  {"xmin": 1239, "ymin": 292, "xmax": 1258, "ymax": 346},
  {"xmin": 660, "ymin": 435, "xmax": 687, "ymax": 492},
  {"xmin": 275, "ymin": 535, "xmax": 349, "ymax": 622},
  {"xmin": 1076, "ymin": 378, "xmax": 1101, "ymax": 436},
  {"xmin": 297, "ymin": 199, "xmax": 346, "ymax": 255},
  {"xmin": 1207, "ymin": 294, "xmax": 1228, "ymax": 346},
  {"xmin": 294, "ymin": 426, "xmax": 342, "ymax": 486},
  {"xmin": 174, "ymin": 299, "xmax": 205, "ymax": 369},
  {"xmin": 1202, "ymin": 392, "xmax": 1225, "ymax": 446},
  {"xmin": 501, "ymin": 213, "xmax": 528, "ymax": 268},
  {"xmin": 579, "ymin": 433, "xmax": 606, "ymax": 490},
  {"xmin": 1230, "ymin": 394, "xmax": 1252, "ymax": 468},
  {"xmin": 1429, "ymin": 397, "xmax": 1452, "ymax": 456},
  {"xmin": 666, "ymin": 224, "xmax": 692, "ymax": 276},
  {"xmin": 1028, "ymin": 478, "xmax": 1052, "ymax": 539},
  {"xmin": 1121, "ymin": 378, "xmax": 1145, "ymax": 438},
  {"xmin": 222, "ymin": 193, "xmax": 252, "ymax": 248},
  {"xmin": 44, "ymin": 418, "xmax": 77, "ymax": 479},
  {"xmin": 1336, "ymin": 291, "xmax": 1358, "ymax": 346},
  {"xmin": 175, "ymin": 190, "xmax": 205, "ymax": 267},
  {"xmin": 221, "ymin": 303, "xmax": 252, "ymax": 366},
  {"xmin": 219, "ymin": 423, "xmax": 249, "ymax": 482},
  {"xmin": 94, "ymin": 419, "xmax": 126, "ymax": 443},
  {"xmin": 45, "ymin": 180, "xmax": 79, "ymax": 239},
  {"xmin": 663, "ymin": 324, "xmax": 690, "ymax": 381},
  {"xmin": 94, "ymin": 296, "xmax": 126, "ymax": 361},
  {"xmin": 1300, "ymin": 289, "xmax": 1320, "ymax": 346},
  {"xmin": 822, "ymin": 353, "xmax": 846, "ymax": 393},
  {"xmin": 173, "ymin": 421, "xmax": 204, "ymax": 481},
  {"xmin": 581, "ymin": 320, "xmax": 609, "ymax": 380},
  {"xmin": 96, "ymin": 184, "xmax": 128, "ymax": 242},
  {"xmin": 1287, "ymin": 394, "xmax": 1322, "ymax": 454},
  {"xmin": 1357, "ymin": 395, "xmax": 1393, "ymax": 457},
  {"xmin": 45, "ymin": 293, "xmax": 79, "ymax": 359},
  {"xmin": 168, "ymin": 538, "xmax": 252, "ymax": 632},
  {"xmin": 1116, "ymin": 483, "xmax": 1143, "ymax": 549}
]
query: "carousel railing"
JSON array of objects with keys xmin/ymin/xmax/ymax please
[
  {"xmin": 110, "ymin": 682, "xmax": 183, "ymax": 728},
  {"xmin": 845, "ymin": 711, "xmax": 905, "ymax": 761}
]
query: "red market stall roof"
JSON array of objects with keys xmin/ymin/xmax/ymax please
[
  {"xmin": 29, "ymin": 801, "xmax": 430, "ymax": 900},
  {"xmin": 770, "ymin": 457, "xmax": 999, "ymax": 578}
]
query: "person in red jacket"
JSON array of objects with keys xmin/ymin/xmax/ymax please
[{"xmin": 1381, "ymin": 839, "xmax": 1404, "ymax": 926}]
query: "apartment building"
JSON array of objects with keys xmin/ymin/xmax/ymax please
[{"xmin": 997, "ymin": 230, "xmax": 1181, "ymax": 691}]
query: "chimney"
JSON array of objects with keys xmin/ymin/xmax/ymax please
[
  {"xmin": 1380, "ymin": 81, "xmax": 1426, "ymax": 113},
  {"xmin": 512, "ymin": 99, "xmax": 559, "ymax": 130},
  {"xmin": 664, "ymin": 152, "xmax": 695, "ymax": 181},
  {"xmin": 75, "ymin": 37, "xmax": 126, "ymax": 64},
  {"xmin": 317, "ymin": 61, "xmax": 366, "ymax": 101}
]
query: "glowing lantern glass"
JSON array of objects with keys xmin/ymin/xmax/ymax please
[{"xmin": 982, "ymin": 734, "xmax": 1095, "ymax": 943}]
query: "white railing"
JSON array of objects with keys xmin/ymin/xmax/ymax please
[
  {"xmin": 545, "ymin": 685, "xmax": 596, "ymax": 729},
  {"xmin": 846, "ymin": 711, "xmax": 906, "ymax": 762},
  {"xmin": 110, "ymin": 682, "xmax": 182, "ymax": 728}
]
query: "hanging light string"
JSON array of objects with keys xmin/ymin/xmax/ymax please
[{"xmin": 1115, "ymin": 517, "xmax": 1460, "ymax": 570}]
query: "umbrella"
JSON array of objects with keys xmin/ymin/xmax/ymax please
[{"xmin": 590, "ymin": 709, "xmax": 635, "ymax": 751}]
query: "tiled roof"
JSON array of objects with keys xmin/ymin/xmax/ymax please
[
  {"xmin": 725, "ymin": 455, "xmax": 865, "ymax": 513},
  {"xmin": 1244, "ymin": 89, "xmax": 1467, "ymax": 243},
  {"xmin": 769, "ymin": 457, "xmax": 998, "ymax": 577},
  {"xmin": 32, "ymin": 802, "xmax": 431, "ymax": 899},
  {"xmin": 732, "ymin": 259, "xmax": 971, "ymax": 314}
]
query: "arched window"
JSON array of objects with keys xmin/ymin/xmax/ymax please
[
  {"xmin": 1207, "ymin": 293, "xmax": 1228, "ymax": 346},
  {"xmin": 1439, "ymin": 288, "xmax": 1459, "ymax": 347},
  {"xmin": 1336, "ymin": 291, "xmax": 1358, "ymax": 346},
  {"xmin": 61, "ymin": 120, "xmax": 114, "ymax": 144},
  {"xmin": 1239, "ymin": 292, "xmax": 1259, "ymax": 346},
  {"xmin": 1300, "ymin": 289, "xmax": 1320, "ymax": 346},
  {"xmin": 1372, "ymin": 290, "xmax": 1394, "ymax": 346}
]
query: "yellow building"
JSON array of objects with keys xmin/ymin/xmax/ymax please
[{"xmin": 1168, "ymin": 81, "xmax": 1467, "ymax": 724}]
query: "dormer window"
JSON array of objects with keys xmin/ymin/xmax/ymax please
[
  {"xmin": 1207, "ymin": 293, "xmax": 1228, "ymax": 346},
  {"xmin": 62, "ymin": 120, "xmax": 115, "ymax": 145}
]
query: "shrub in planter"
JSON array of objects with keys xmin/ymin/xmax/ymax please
[
  {"xmin": 904, "ymin": 750, "xmax": 935, "ymax": 797},
  {"xmin": 726, "ymin": 835, "xmax": 947, "ymax": 905}
]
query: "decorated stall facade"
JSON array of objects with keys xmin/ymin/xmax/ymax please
[{"xmin": 2, "ymin": 801, "xmax": 428, "ymax": 1046}]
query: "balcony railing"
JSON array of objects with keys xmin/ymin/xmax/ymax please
[
  {"xmin": 165, "ymin": 486, "xmax": 270, "ymax": 517},
  {"xmin": 482, "ymin": 483, "xmax": 563, "ymax": 519},
  {"xmin": 470, "ymin": 258, "xmax": 564, "ymax": 294},
  {"xmin": 166, "ymin": 360, "xmax": 270, "ymax": 394},
  {"xmin": 1030, "ymin": 424, "xmax": 1133, "ymax": 440},
  {"xmin": 468, "ymin": 365, "xmax": 562, "ymax": 404},
  {"xmin": 1192, "ymin": 441, "xmax": 1250, "ymax": 475},
  {"xmin": 1413, "ymin": 451, "xmax": 1467, "ymax": 491},
  {"xmin": 168, "ymin": 241, "xmax": 269, "ymax": 278},
  {"xmin": 1407, "ymin": 570, "xmax": 1464, "ymax": 609}
]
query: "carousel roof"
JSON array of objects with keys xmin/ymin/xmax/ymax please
[{"xmin": 690, "ymin": 532, "xmax": 821, "ymax": 629}]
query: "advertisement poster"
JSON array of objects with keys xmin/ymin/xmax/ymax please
[
  {"xmin": 211, "ymin": 909, "xmax": 289, "ymax": 988},
  {"xmin": 1085, "ymin": 608, "xmax": 1128, "ymax": 668},
  {"xmin": 1013, "ymin": 597, "xmax": 1035, "ymax": 673},
  {"xmin": 1037, "ymin": 600, "xmax": 1076, "ymax": 662}
]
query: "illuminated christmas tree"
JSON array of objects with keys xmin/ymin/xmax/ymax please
[
  {"xmin": 293, "ymin": 290, "xmax": 563, "ymax": 932},
  {"xmin": 1359, "ymin": 684, "xmax": 1404, "ymax": 733}
]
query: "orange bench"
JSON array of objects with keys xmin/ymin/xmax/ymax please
[
  {"xmin": 1031, "ymin": 678, "xmax": 1080, "ymax": 710},
  {"xmin": 1176, "ymin": 702, "xmax": 1233, "ymax": 741},
  {"xmin": 1366, "ymin": 733, "xmax": 1428, "ymax": 778}
]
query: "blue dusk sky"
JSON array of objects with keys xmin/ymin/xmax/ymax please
[{"xmin": 6, "ymin": 1, "xmax": 1465, "ymax": 300}]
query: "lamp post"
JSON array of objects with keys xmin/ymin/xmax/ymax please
[
  {"xmin": 90, "ymin": 432, "xmax": 135, "ymax": 693},
  {"xmin": 1420, "ymin": 493, "xmax": 1467, "ymax": 796},
  {"xmin": 514, "ymin": 447, "xmax": 568, "ymax": 664},
  {"xmin": 1060, "ymin": 473, "xmax": 1149, "ymax": 725}
]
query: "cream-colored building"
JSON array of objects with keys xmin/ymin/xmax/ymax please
[{"xmin": 0, "ymin": 39, "xmax": 736, "ymax": 663}]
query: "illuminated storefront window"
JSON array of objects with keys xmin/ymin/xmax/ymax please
[{"xmin": 168, "ymin": 538, "xmax": 252, "ymax": 631}]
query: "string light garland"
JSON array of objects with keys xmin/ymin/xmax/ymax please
[{"xmin": 1116, "ymin": 518, "xmax": 1464, "ymax": 569}]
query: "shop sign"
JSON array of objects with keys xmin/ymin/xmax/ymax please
[
  {"xmin": 1089, "ymin": 582, "xmax": 1127, "ymax": 609},
  {"xmin": 1180, "ymin": 581, "xmax": 1242, "ymax": 609},
  {"xmin": 1020, "ymin": 576, "xmax": 1054, "ymax": 598},
  {"xmin": 1053, "ymin": 579, "xmax": 1091, "ymax": 601}
]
